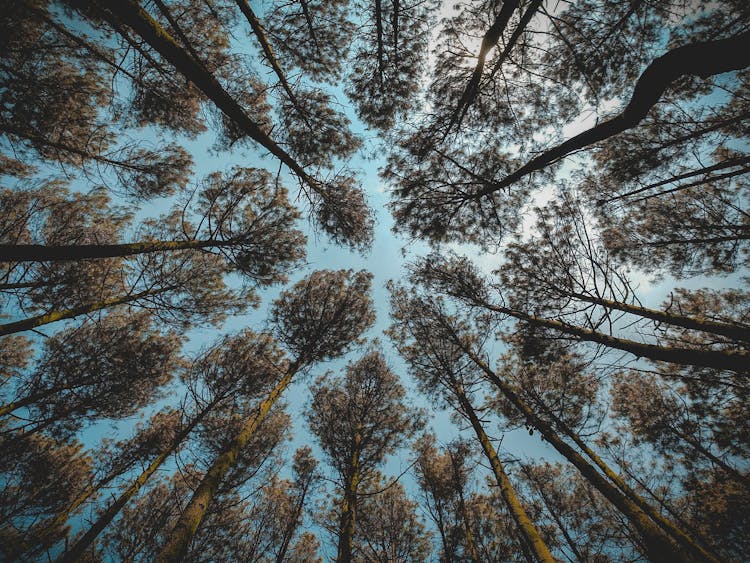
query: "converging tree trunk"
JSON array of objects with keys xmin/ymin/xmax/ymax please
[{"xmin": 155, "ymin": 361, "xmax": 300, "ymax": 562}]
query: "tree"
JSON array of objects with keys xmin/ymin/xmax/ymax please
[
  {"xmin": 386, "ymin": 1, "xmax": 750, "ymax": 247},
  {"xmin": 0, "ymin": 432, "xmax": 92, "ymax": 561},
  {"xmin": 413, "ymin": 435, "xmax": 481, "ymax": 562},
  {"xmin": 389, "ymin": 288, "xmax": 556, "ymax": 563},
  {"xmin": 96, "ymin": 404, "xmax": 289, "ymax": 562},
  {"xmin": 55, "ymin": 328, "xmax": 287, "ymax": 560},
  {"xmin": 388, "ymin": 282, "xmax": 719, "ymax": 562},
  {"xmin": 155, "ymin": 269, "xmax": 374, "ymax": 561},
  {"xmin": 308, "ymin": 348, "xmax": 423, "ymax": 562},
  {"xmin": 0, "ymin": 312, "xmax": 181, "ymax": 436}
]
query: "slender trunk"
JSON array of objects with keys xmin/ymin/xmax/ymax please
[
  {"xmin": 235, "ymin": 0, "xmax": 307, "ymax": 119},
  {"xmin": 602, "ymin": 156, "xmax": 750, "ymax": 203},
  {"xmin": 98, "ymin": 0, "xmax": 320, "ymax": 192},
  {"xmin": 455, "ymin": 338, "xmax": 699, "ymax": 562},
  {"xmin": 0, "ymin": 383, "xmax": 83, "ymax": 418},
  {"xmin": 0, "ymin": 239, "xmax": 229, "ymax": 263},
  {"xmin": 336, "ymin": 434, "xmax": 361, "ymax": 563},
  {"xmin": 674, "ymin": 427, "xmax": 750, "ymax": 490},
  {"xmin": 447, "ymin": 451, "xmax": 479, "ymax": 562},
  {"xmin": 475, "ymin": 31, "xmax": 750, "ymax": 198},
  {"xmin": 488, "ymin": 0, "xmax": 543, "ymax": 83},
  {"xmin": 631, "ymin": 164, "xmax": 750, "ymax": 203},
  {"xmin": 454, "ymin": 385, "xmax": 555, "ymax": 563},
  {"xmin": 57, "ymin": 404, "xmax": 213, "ymax": 563},
  {"xmin": 0, "ymin": 285, "xmax": 176, "ymax": 336},
  {"xmin": 298, "ymin": 0, "xmax": 323, "ymax": 61},
  {"xmin": 275, "ymin": 476, "xmax": 312, "ymax": 563},
  {"xmin": 374, "ymin": 0, "xmax": 385, "ymax": 83},
  {"xmin": 391, "ymin": 0, "xmax": 399, "ymax": 63},
  {"xmin": 565, "ymin": 291, "xmax": 750, "ymax": 344},
  {"xmin": 2, "ymin": 123, "xmax": 147, "ymax": 172},
  {"xmin": 528, "ymin": 473, "xmax": 587, "ymax": 563},
  {"xmin": 445, "ymin": 0, "xmax": 520, "ymax": 135},
  {"xmin": 640, "ymin": 232, "xmax": 750, "ymax": 248},
  {"xmin": 479, "ymin": 301, "xmax": 749, "ymax": 373},
  {"xmin": 155, "ymin": 360, "xmax": 301, "ymax": 562}
]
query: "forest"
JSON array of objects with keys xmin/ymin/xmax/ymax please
[{"xmin": 0, "ymin": 0, "xmax": 748, "ymax": 561}]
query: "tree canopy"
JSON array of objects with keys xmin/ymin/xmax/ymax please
[{"xmin": 1, "ymin": 0, "xmax": 748, "ymax": 560}]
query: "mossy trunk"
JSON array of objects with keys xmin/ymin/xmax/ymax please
[
  {"xmin": 0, "ymin": 285, "xmax": 176, "ymax": 336},
  {"xmin": 455, "ymin": 386, "xmax": 555, "ymax": 563},
  {"xmin": 461, "ymin": 345, "xmax": 693, "ymax": 562},
  {"xmin": 156, "ymin": 364, "xmax": 299, "ymax": 562}
]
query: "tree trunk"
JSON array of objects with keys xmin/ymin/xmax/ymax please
[
  {"xmin": 548, "ymin": 411, "xmax": 720, "ymax": 562},
  {"xmin": 235, "ymin": 0, "xmax": 304, "ymax": 115},
  {"xmin": 98, "ymin": 0, "xmax": 319, "ymax": 191},
  {"xmin": 446, "ymin": 448, "xmax": 479, "ymax": 562},
  {"xmin": 481, "ymin": 302, "xmax": 749, "ymax": 373},
  {"xmin": 456, "ymin": 339, "xmax": 700, "ymax": 563},
  {"xmin": 57, "ymin": 403, "xmax": 213, "ymax": 563},
  {"xmin": 0, "ymin": 285, "xmax": 176, "ymax": 336},
  {"xmin": 155, "ymin": 361, "xmax": 301, "ymax": 562},
  {"xmin": 474, "ymin": 31, "xmax": 750, "ymax": 198},
  {"xmin": 565, "ymin": 291, "xmax": 750, "ymax": 344},
  {"xmin": 454, "ymin": 385, "xmax": 555, "ymax": 563},
  {"xmin": 0, "ymin": 239, "xmax": 227, "ymax": 262}
]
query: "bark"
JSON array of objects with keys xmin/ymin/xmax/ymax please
[
  {"xmin": 155, "ymin": 360, "xmax": 301, "ymax": 562},
  {"xmin": 453, "ymin": 385, "xmax": 554, "ymax": 563},
  {"xmin": 474, "ymin": 31, "xmax": 750, "ymax": 198},
  {"xmin": 57, "ymin": 403, "xmax": 214, "ymax": 563},
  {"xmin": 0, "ymin": 239, "xmax": 232, "ymax": 263},
  {"xmin": 336, "ymin": 434, "xmax": 361, "ymax": 562},
  {"xmin": 151, "ymin": 0, "xmax": 206, "ymax": 68},
  {"xmin": 0, "ymin": 285, "xmax": 177, "ymax": 337}
]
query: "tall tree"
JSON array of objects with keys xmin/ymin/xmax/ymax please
[
  {"xmin": 389, "ymin": 282, "xmax": 719, "ymax": 562},
  {"xmin": 56, "ymin": 328, "xmax": 286, "ymax": 561},
  {"xmin": 414, "ymin": 435, "xmax": 481, "ymax": 562},
  {"xmin": 355, "ymin": 474, "xmax": 434, "ymax": 561},
  {"xmin": 156, "ymin": 269, "xmax": 374, "ymax": 561},
  {"xmin": 389, "ymin": 293, "xmax": 556, "ymax": 563},
  {"xmin": 308, "ymin": 348, "xmax": 424, "ymax": 562}
]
